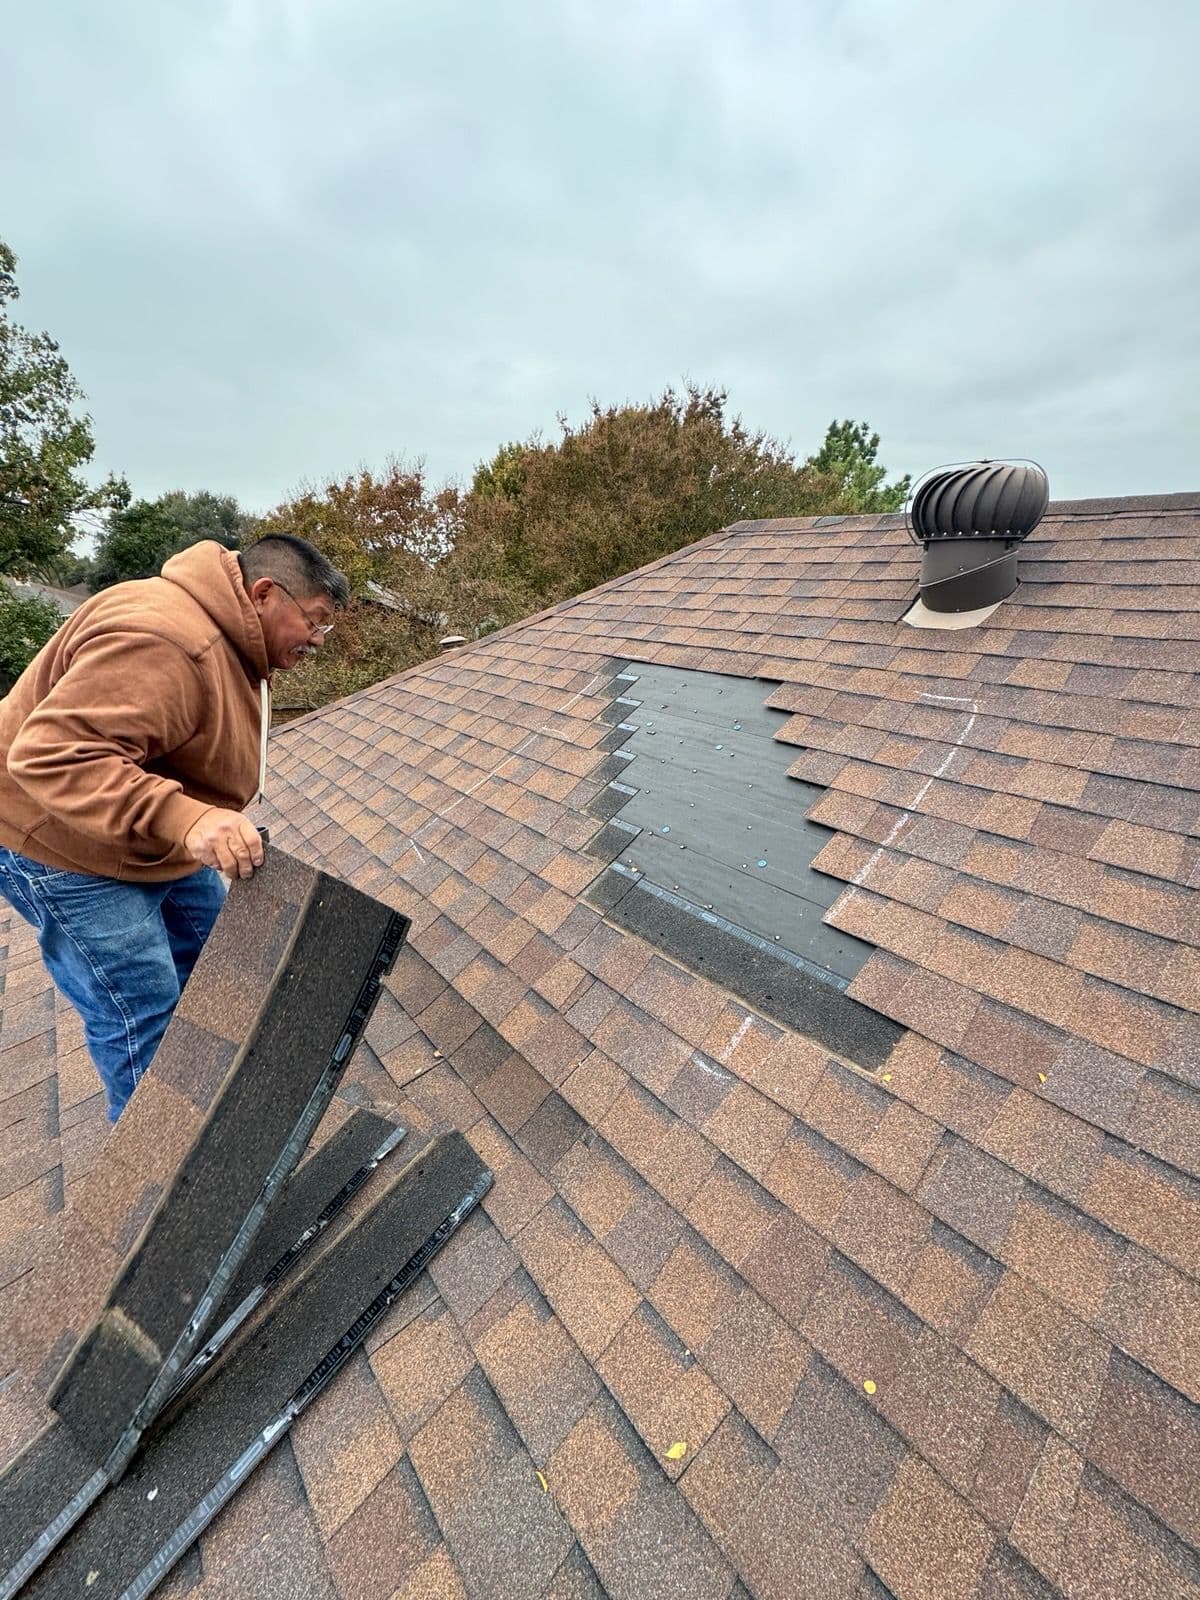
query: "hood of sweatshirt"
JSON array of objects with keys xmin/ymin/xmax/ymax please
[{"xmin": 160, "ymin": 540, "xmax": 271, "ymax": 683}]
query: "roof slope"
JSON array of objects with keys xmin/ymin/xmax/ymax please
[{"xmin": 2, "ymin": 493, "xmax": 1199, "ymax": 1599}]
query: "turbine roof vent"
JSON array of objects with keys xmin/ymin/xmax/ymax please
[{"xmin": 905, "ymin": 459, "xmax": 1048, "ymax": 616}]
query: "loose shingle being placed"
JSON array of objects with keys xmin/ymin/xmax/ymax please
[
  {"xmin": 1, "ymin": 492, "xmax": 1199, "ymax": 1597},
  {"xmin": 0, "ymin": 849, "xmax": 411, "ymax": 1590}
]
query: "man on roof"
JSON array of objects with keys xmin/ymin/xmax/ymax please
[{"xmin": 0, "ymin": 534, "xmax": 349, "ymax": 1122}]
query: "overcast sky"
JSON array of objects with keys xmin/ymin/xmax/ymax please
[{"xmin": 4, "ymin": 0, "xmax": 1198, "ymax": 511}]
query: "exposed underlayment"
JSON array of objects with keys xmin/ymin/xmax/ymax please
[
  {"xmin": 584, "ymin": 662, "xmax": 901, "ymax": 1065},
  {"xmin": 595, "ymin": 665, "xmax": 872, "ymax": 980}
]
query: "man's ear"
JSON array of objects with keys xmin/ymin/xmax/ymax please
[{"xmin": 248, "ymin": 576, "xmax": 275, "ymax": 611}]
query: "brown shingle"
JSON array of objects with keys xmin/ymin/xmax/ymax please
[
  {"xmin": 832, "ymin": 1170, "xmax": 932, "ymax": 1300},
  {"xmin": 1003, "ymin": 1186, "xmax": 1124, "ymax": 1321},
  {"xmin": 740, "ymin": 1211, "xmax": 831, "ymax": 1330},
  {"xmin": 679, "ymin": 1408, "xmax": 777, "ymax": 1544},
  {"xmin": 971, "ymin": 1394, "xmax": 1050, "ymax": 1537},
  {"xmin": 596, "ymin": 1301, "xmax": 730, "ymax": 1475},
  {"xmin": 291, "ymin": 1348, "xmax": 404, "ymax": 1537},
  {"xmin": 469, "ymin": 1275, "xmax": 600, "ymax": 1458},
  {"xmin": 325, "ymin": 1458, "xmax": 443, "ymax": 1600},
  {"xmin": 477, "ymin": 1051, "xmax": 553, "ymax": 1134},
  {"xmin": 723, "ymin": 1464, "xmax": 865, "ymax": 1599},
  {"xmin": 1099, "ymin": 1245, "xmax": 1200, "ymax": 1404},
  {"xmin": 865, "ymin": 1453, "xmax": 996, "ymax": 1600},
  {"xmin": 552, "ymin": 1139, "xmax": 639, "ymax": 1243},
  {"xmin": 1088, "ymin": 1354, "xmax": 1200, "ymax": 1548},
  {"xmin": 540, "ymin": 1239, "xmax": 641, "ymax": 1362},
  {"xmin": 407, "ymin": 1367, "xmax": 520, "ymax": 1526},
  {"xmin": 917, "ymin": 1133, "xmax": 1025, "ymax": 1257},
  {"xmin": 764, "ymin": 1121, "xmax": 866, "ymax": 1232},
  {"xmin": 739, "ymin": 1029, "xmax": 832, "ymax": 1115},
  {"xmin": 467, "ymin": 1117, "xmax": 554, "ymax": 1239},
  {"xmin": 559, "ymin": 1049, "xmax": 629, "ymax": 1126},
  {"xmin": 965, "ymin": 1271, "xmax": 1110, "ymax": 1444},
  {"xmin": 701, "ymin": 1081, "xmax": 793, "ymax": 1179},
  {"xmin": 1083, "ymin": 1140, "xmax": 1200, "ymax": 1277},
  {"xmin": 648, "ymin": 1231, "xmax": 745, "ymax": 1351},
  {"xmin": 774, "ymin": 1355, "xmax": 907, "ymax": 1538},
  {"xmin": 802, "ymin": 1253, "xmax": 923, "ymax": 1399},
  {"xmin": 684, "ymin": 1156, "xmax": 779, "ymax": 1268},
  {"xmin": 981, "ymin": 1089, "xmax": 1104, "ymax": 1205},
  {"xmin": 905, "ymin": 1224, "xmax": 1003, "ymax": 1343},
  {"xmin": 700, "ymin": 1290, "xmax": 811, "ymax": 1442},
  {"xmin": 875, "ymin": 1323, "xmax": 1001, "ymax": 1496},
  {"xmin": 427, "ymin": 1207, "xmax": 519, "ymax": 1324},
  {"xmin": 802, "ymin": 1064, "xmax": 891, "ymax": 1157},
  {"xmin": 370, "ymin": 1300, "xmax": 476, "ymax": 1443},
  {"xmin": 600, "ymin": 1175, "xmax": 686, "ymax": 1290}
]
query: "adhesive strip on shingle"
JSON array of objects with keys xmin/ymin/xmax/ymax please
[
  {"xmin": 21, "ymin": 1133, "xmax": 492, "ymax": 1600},
  {"xmin": 587, "ymin": 664, "xmax": 872, "ymax": 977}
]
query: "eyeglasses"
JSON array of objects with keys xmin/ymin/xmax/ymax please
[{"xmin": 274, "ymin": 580, "xmax": 335, "ymax": 637}]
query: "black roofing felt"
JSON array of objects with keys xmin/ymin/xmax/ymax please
[
  {"xmin": 582, "ymin": 663, "xmax": 896, "ymax": 1064},
  {"xmin": 597, "ymin": 664, "xmax": 872, "ymax": 981}
]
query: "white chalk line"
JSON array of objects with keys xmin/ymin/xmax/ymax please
[{"xmin": 848, "ymin": 690, "xmax": 980, "ymax": 892}]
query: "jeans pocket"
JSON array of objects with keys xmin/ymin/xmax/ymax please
[{"xmin": 24, "ymin": 864, "xmax": 162, "ymax": 943}]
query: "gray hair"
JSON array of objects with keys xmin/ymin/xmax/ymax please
[{"xmin": 239, "ymin": 535, "xmax": 350, "ymax": 607}]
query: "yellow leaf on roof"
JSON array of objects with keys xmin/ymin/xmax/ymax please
[
  {"xmin": 863, "ymin": 1379, "xmax": 877, "ymax": 1395},
  {"xmin": 537, "ymin": 1471, "xmax": 549, "ymax": 1492},
  {"xmin": 665, "ymin": 1441, "xmax": 688, "ymax": 1461}
]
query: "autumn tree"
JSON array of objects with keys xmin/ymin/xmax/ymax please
[
  {"xmin": 452, "ymin": 385, "xmax": 847, "ymax": 610},
  {"xmin": 252, "ymin": 461, "xmax": 481, "ymax": 709}
]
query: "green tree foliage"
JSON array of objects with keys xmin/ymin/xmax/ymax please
[
  {"xmin": 0, "ymin": 239, "xmax": 126, "ymax": 579},
  {"xmin": 454, "ymin": 385, "xmax": 847, "ymax": 609},
  {"xmin": 807, "ymin": 419, "xmax": 911, "ymax": 512},
  {"xmin": 0, "ymin": 583, "xmax": 61, "ymax": 692},
  {"xmin": 92, "ymin": 489, "xmax": 252, "ymax": 588}
]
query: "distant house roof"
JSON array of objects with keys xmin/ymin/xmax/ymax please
[
  {"xmin": 365, "ymin": 578, "xmax": 447, "ymax": 630},
  {"xmin": 2, "ymin": 576, "xmax": 89, "ymax": 616},
  {"xmin": 2, "ymin": 491, "xmax": 1199, "ymax": 1596}
]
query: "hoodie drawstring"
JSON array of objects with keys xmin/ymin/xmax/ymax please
[{"xmin": 257, "ymin": 680, "xmax": 270, "ymax": 805}]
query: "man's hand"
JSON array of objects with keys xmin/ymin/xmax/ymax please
[{"xmin": 183, "ymin": 809, "xmax": 265, "ymax": 878}]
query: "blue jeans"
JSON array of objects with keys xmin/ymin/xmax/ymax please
[{"xmin": 0, "ymin": 848, "xmax": 226, "ymax": 1122}]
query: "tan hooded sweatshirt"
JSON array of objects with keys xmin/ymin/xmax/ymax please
[{"xmin": 0, "ymin": 541, "xmax": 271, "ymax": 882}]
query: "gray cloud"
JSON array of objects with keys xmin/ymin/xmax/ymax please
[{"xmin": 4, "ymin": 0, "xmax": 1197, "ymax": 509}]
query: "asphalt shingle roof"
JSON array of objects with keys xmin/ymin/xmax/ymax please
[{"xmin": 2, "ymin": 491, "xmax": 1199, "ymax": 1598}]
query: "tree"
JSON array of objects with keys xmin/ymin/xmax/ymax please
[
  {"xmin": 255, "ymin": 461, "xmax": 458, "ymax": 597},
  {"xmin": 807, "ymin": 419, "xmax": 911, "ymax": 512},
  {"xmin": 451, "ymin": 384, "xmax": 847, "ymax": 609},
  {"xmin": 91, "ymin": 489, "xmax": 253, "ymax": 588},
  {"xmin": 0, "ymin": 239, "xmax": 126, "ymax": 580},
  {"xmin": 0, "ymin": 584, "xmax": 61, "ymax": 692},
  {"xmin": 252, "ymin": 462, "xmax": 474, "ymax": 711}
]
